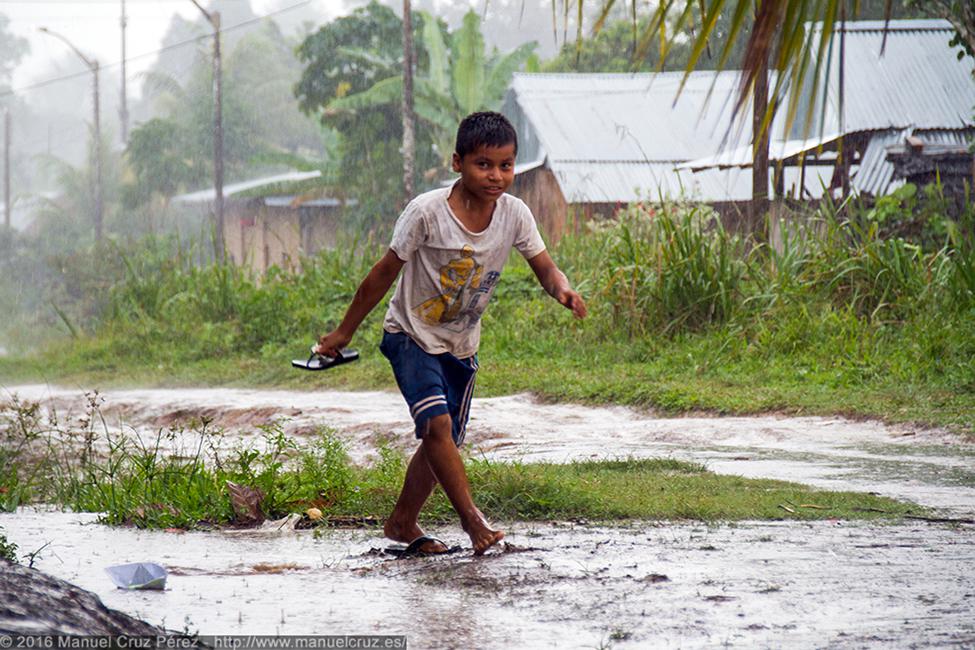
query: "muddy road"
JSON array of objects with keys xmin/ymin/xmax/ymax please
[
  {"xmin": 5, "ymin": 384, "xmax": 974, "ymax": 514},
  {"xmin": 3, "ymin": 510, "xmax": 973, "ymax": 648},
  {"xmin": 2, "ymin": 384, "xmax": 974, "ymax": 648}
]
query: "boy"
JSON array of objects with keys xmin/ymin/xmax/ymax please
[{"xmin": 316, "ymin": 112, "xmax": 586, "ymax": 555}]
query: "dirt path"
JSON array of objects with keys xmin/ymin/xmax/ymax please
[{"xmin": 5, "ymin": 384, "xmax": 974, "ymax": 514}]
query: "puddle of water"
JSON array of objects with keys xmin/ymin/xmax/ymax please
[
  {"xmin": 4, "ymin": 384, "xmax": 974, "ymax": 515},
  {"xmin": 3, "ymin": 508, "xmax": 973, "ymax": 648}
]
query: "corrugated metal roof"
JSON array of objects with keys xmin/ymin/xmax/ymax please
[
  {"xmin": 263, "ymin": 196, "xmax": 347, "ymax": 208},
  {"xmin": 852, "ymin": 129, "xmax": 905, "ymax": 196},
  {"xmin": 504, "ymin": 71, "xmax": 764, "ymax": 202},
  {"xmin": 506, "ymin": 71, "xmax": 756, "ymax": 164},
  {"xmin": 793, "ymin": 19, "xmax": 975, "ymax": 139},
  {"xmin": 853, "ymin": 128, "xmax": 974, "ymax": 196},
  {"xmin": 504, "ymin": 20, "xmax": 972, "ymax": 204},
  {"xmin": 172, "ymin": 171, "xmax": 322, "ymax": 204},
  {"xmin": 678, "ymin": 133, "xmax": 841, "ymax": 170},
  {"xmin": 553, "ymin": 161, "xmax": 832, "ymax": 203},
  {"xmin": 553, "ymin": 162, "xmax": 750, "ymax": 203}
]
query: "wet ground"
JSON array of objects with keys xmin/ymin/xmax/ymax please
[
  {"xmin": 4, "ymin": 384, "xmax": 974, "ymax": 514},
  {"xmin": 3, "ymin": 510, "xmax": 973, "ymax": 648},
  {"xmin": 2, "ymin": 384, "xmax": 974, "ymax": 647}
]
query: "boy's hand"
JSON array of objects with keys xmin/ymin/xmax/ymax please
[
  {"xmin": 556, "ymin": 289, "xmax": 587, "ymax": 319},
  {"xmin": 315, "ymin": 330, "xmax": 352, "ymax": 358}
]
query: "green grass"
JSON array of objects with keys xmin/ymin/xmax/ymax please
[
  {"xmin": 3, "ymin": 302, "xmax": 970, "ymax": 434},
  {"xmin": 0, "ymin": 400, "xmax": 917, "ymax": 527},
  {"xmin": 1, "ymin": 192, "xmax": 973, "ymax": 434}
]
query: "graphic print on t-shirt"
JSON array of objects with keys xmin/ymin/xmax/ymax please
[{"xmin": 413, "ymin": 245, "xmax": 500, "ymax": 332}]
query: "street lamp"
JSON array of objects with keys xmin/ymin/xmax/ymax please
[
  {"xmin": 188, "ymin": 0, "xmax": 225, "ymax": 262},
  {"xmin": 38, "ymin": 27, "xmax": 103, "ymax": 242}
]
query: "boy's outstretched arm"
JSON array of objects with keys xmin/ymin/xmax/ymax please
[
  {"xmin": 527, "ymin": 251, "xmax": 587, "ymax": 319},
  {"xmin": 316, "ymin": 249, "xmax": 405, "ymax": 356}
]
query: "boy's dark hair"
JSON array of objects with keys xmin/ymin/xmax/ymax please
[{"xmin": 455, "ymin": 111, "xmax": 518, "ymax": 158}]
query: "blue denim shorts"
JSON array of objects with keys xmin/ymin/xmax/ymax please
[{"xmin": 379, "ymin": 330, "xmax": 478, "ymax": 446}]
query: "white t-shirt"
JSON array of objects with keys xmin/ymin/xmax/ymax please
[{"xmin": 383, "ymin": 184, "xmax": 547, "ymax": 358}]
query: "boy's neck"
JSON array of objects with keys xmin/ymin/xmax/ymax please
[{"xmin": 448, "ymin": 181, "xmax": 496, "ymax": 232}]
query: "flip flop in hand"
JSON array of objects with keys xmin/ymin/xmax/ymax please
[{"xmin": 292, "ymin": 346, "xmax": 360, "ymax": 371}]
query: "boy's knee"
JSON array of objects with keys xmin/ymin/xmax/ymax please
[{"xmin": 422, "ymin": 414, "xmax": 453, "ymax": 441}]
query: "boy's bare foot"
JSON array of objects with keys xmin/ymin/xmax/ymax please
[
  {"xmin": 462, "ymin": 511, "xmax": 505, "ymax": 555},
  {"xmin": 383, "ymin": 518, "xmax": 449, "ymax": 554}
]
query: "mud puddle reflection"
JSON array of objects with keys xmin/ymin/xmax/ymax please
[{"xmin": 5, "ymin": 385, "xmax": 974, "ymax": 514}]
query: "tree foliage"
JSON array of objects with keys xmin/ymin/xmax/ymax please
[
  {"xmin": 0, "ymin": 12, "xmax": 28, "ymax": 91},
  {"xmin": 125, "ymin": 20, "xmax": 326, "ymax": 209},
  {"xmin": 294, "ymin": 1, "xmax": 442, "ymax": 219},
  {"xmin": 123, "ymin": 118, "xmax": 197, "ymax": 205},
  {"xmin": 323, "ymin": 10, "xmax": 536, "ymax": 178}
]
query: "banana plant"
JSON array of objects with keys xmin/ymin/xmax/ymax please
[{"xmin": 328, "ymin": 10, "xmax": 537, "ymax": 177}]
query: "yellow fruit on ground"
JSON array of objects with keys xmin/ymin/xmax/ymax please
[{"xmin": 306, "ymin": 507, "xmax": 323, "ymax": 521}]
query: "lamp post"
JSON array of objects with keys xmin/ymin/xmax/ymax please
[
  {"xmin": 189, "ymin": 0, "xmax": 224, "ymax": 262},
  {"xmin": 38, "ymin": 27, "xmax": 103, "ymax": 243},
  {"xmin": 120, "ymin": 0, "xmax": 129, "ymax": 145},
  {"xmin": 4, "ymin": 108, "xmax": 10, "ymax": 230}
]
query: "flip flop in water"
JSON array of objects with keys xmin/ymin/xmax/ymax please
[
  {"xmin": 384, "ymin": 535, "xmax": 463, "ymax": 559},
  {"xmin": 291, "ymin": 347, "xmax": 360, "ymax": 371}
]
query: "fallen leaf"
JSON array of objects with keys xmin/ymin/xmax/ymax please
[{"xmin": 226, "ymin": 480, "xmax": 265, "ymax": 525}]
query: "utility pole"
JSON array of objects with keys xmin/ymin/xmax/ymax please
[
  {"xmin": 38, "ymin": 27, "xmax": 103, "ymax": 243},
  {"xmin": 838, "ymin": 0, "xmax": 849, "ymax": 198},
  {"xmin": 120, "ymin": 0, "xmax": 129, "ymax": 145},
  {"xmin": 402, "ymin": 0, "xmax": 416, "ymax": 203},
  {"xmin": 4, "ymin": 108, "xmax": 10, "ymax": 230},
  {"xmin": 190, "ymin": 1, "xmax": 225, "ymax": 262},
  {"xmin": 93, "ymin": 61, "xmax": 103, "ymax": 242}
]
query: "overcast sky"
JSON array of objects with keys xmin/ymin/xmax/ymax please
[
  {"xmin": 1, "ymin": 0, "xmax": 576, "ymax": 162},
  {"xmin": 3, "ymin": 0, "xmax": 568, "ymax": 97},
  {"xmin": 3, "ymin": 0, "xmax": 340, "ymax": 90}
]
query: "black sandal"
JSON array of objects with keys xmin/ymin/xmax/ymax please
[
  {"xmin": 384, "ymin": 535, "xmax": 463, "ymax": 558},
  {"xmin": 292, "ymin": 347, "xmax": 360, "ymax": 371}
]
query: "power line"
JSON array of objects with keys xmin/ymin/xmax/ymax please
[
  {"xmin": 0, "ymin": 1, "xmax": 255, "ymax": 3},
  {"xmin": 1, "ymin": 0, "xmax": 313, "ymax": 98}
]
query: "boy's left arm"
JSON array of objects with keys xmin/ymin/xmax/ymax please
[{"xmin": 527, "ymin": 251, "xmax": 587, "ymax": 319}]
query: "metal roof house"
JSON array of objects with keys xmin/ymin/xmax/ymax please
[
  {"xmin": 502, "ymin": 19, "xmax": 974, "ymax": 239},
  {"xmin": 687, "ymin": 20, "xmax": 975, "ymax": 200},
  {"xmin": 502, "ymin": 71, "xmax": 772, "ymax": 238},
  {"xmin": 172, "ymin": 170, "xmax": 352, "ymax": 274}
]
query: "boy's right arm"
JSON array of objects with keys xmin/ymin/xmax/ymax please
[{"xmin": 315, "ymin": 249, "xmax": 405, "ymax": 357}]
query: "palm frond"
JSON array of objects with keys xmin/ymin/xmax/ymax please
[
  {"xmin": 451, "ymin": 11, "xmax": 487, "ymax": 116},
  {"xmin": 420, "ymin": 12, "xmax": 450, "ymax": 96},
  {"xmin": 592, "ymin": 0, "xmax": 618, "ymax": 36},
  {"xmin": 484, "ymin": 41, "xmax": 537, "ymax": 107},
  {"xmin": 334, "ymin": 46, "xmax": 397, "ymax": 74},
  {"xmin": 653, "ymin": 0, "xmax": 858, "ymax": 142},
  {"xmin": 414, "ymin": 79, "xmax": 460, "ymax": 130},
  {"xmin": 326, "ymin": 75, "xmax": 403, "ymax": 114}
]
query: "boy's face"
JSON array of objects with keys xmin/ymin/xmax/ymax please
[{"xmin": 452, "ymin": 143, "xmax": 516, "ymax": 202}]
